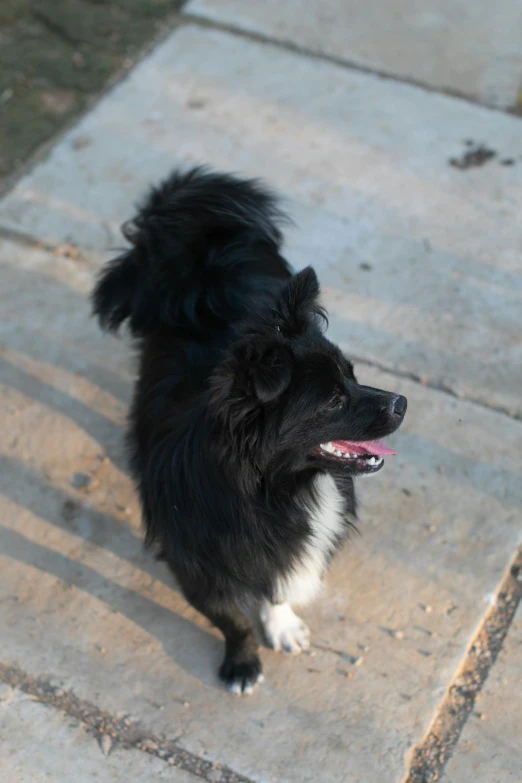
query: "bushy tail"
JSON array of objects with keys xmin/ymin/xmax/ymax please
[{"xmin": 92, "ymin": 166, "xmax": 291, "ymax": 336}]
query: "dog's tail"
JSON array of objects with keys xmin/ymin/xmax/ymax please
[{"xmin": 92, "ymin": 166, "xmax": 291, "ymax": 336}]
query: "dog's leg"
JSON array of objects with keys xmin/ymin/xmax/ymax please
[
  {"xmin": 209, "ymin": 605, "xmax": 263, "ymax": 695},
  {"xmin": 178, "ymin": 580, "xmax": 263, "ymax": 695},
  {"xmin": 257, "ymin": 601, "xmax": 310, "ymax": 655}
]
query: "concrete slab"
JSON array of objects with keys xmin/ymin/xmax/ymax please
[
  {"xmin": 440, "ymin": 603, "xmax": 522, "ymax": 783},
  {"xmin": 0, "ymin": 27, "xmax": 521, "ymax": 416},
  {"xmin": 1, "ymin": 237, "xmax": 521, "ymax": 783},
  {"xmin": 0, "ymin": 683, "xmax": 197, "ymax": 783},
  {"xmin": 185, "ymin": 0, "xmax": 522, "ymax": 108}
]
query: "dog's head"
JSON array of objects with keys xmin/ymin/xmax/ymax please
[{"xmin": 209, "ymin": 267, "xmax": 406, "ymax": 489}]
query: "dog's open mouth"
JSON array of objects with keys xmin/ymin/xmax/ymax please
[{"xmin": 314, "ymin": 439, "xmax": 396, "ymax": 474}]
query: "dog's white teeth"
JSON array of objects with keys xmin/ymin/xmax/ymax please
[
  {"xmin": 321, "ymin": 442, "xmax": 335, "ymax": 454},
  {"xmin": 334, "ymin": 450, "xmax": 343, "ymax": 457},
  {"xmin": 367, "ymin": 457, "xmax": 376, "ymax": 465}
]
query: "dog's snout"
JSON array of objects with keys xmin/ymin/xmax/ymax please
[
  {"xmin": 350, "ymin": 385, "xmax": 407, "ymax": 434},
  {"xmin": 391, "ymin": 394, "xmax": 407, "ymax": 419}
]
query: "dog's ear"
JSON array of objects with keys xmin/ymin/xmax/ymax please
[
  {"xmin": 251, "ymin": 343, "xmax": 292, "ymax": 402},
  {"xmin": 285, "ymin": 266, "xmax": 320, "ymax": 314},
  {"xmin": 210, "ymin": 339, "xmax": 292, "ymax": 413},
  {"xmin": 274, "ymin": 267, "xmax": 325, "ymax": 334},
  {"xmin": 92, "ymin": 248, "xmax": 138, "ymax": 332}
]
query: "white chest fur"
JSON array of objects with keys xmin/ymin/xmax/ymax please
[{"xmin": 276, "ymin": 473, "xmax": 346, "ymax": 606}]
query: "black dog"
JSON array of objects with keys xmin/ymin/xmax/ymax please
[{"xmin": 92, "ymin": 167, "xmax": 407, "ymax": 695}]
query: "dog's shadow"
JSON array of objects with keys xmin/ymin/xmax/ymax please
[{"xmin": 0, "ymin": 454, "xmax": 223, "ymax": 689}]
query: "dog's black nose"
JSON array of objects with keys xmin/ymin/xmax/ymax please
[{"xmin": 392, "ymin": 394, "xmax": 407, "ymax": 418}]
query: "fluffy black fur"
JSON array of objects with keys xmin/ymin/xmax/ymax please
[{"xmin": 92, "ymin": 167, "xmax": 407, "ymax": 694}]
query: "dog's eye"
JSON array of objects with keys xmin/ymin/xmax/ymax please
[{"xmin": 326, "ymin": 394, "xmax": 343, "ymax": 410}]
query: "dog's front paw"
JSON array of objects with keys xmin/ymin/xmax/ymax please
[
  {"xmin": 219, "ymin": 654, "xmax": 264, "ymax": 696},
  {"xmin": 261, "ymin": 603, "xmax": 311, "ymax": 655}
]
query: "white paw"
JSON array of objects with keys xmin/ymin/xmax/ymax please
[
  {"xmin": 227, "ymin": 672, "xmax": 264, "ymax": 696},
  {"xmin": 260, "ymin": 603, "xmax": 311, "ymax": 655},
  {"xmin": 220, "ymin": 658, "xmax": 264, "ymax": 696}
]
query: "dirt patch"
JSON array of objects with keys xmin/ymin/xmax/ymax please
[
  {"xmin": 449, "ymin": 143, "xmax": 496, "ymax": 170},
  {"xmin": 37, "ymin": 89, "xmax": 76, "ymax": 115},
  {"xmin": 0, "ymin": 0, "xmax": 185, "ymax": 181}
]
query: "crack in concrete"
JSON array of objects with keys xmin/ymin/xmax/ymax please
[
  {"xmin": 350, "ymin": 354, "xmax": 522, "ymax": 423},
  {"xmin": 402, "ymin": 544, "xmax": 522, "ymax": 783},
  {"xmin": 181, "ymin": 14, "xmax": 522, "ymax": 118},
  {"xmin": 0, "ymin": 662, "xmax": 256, "ymax": 783}
]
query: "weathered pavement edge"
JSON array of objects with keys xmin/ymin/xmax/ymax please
[{"xmin": 403, "ymin": 545, "xmax": 522, "ymax": 783}]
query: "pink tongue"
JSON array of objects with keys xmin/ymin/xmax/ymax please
[{"xmin": 332, "ymin": 439, "xmax": 396, "ymax": 457}]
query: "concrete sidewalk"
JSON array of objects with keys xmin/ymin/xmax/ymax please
[{"xmin": 0, "ymin": 5, "xmax": 521, "ymax": 783}]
